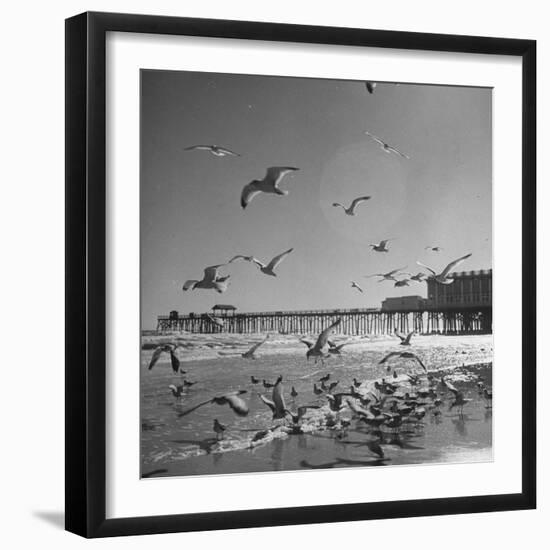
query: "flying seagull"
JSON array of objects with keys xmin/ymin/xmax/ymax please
[
  {"xmin": 301, "ymin": 318, "xmax": 342, "ymax": 363},
  {"xmin": 248, "ymin": 248, "xmax": 294, "ymax": 277},
  {"xmin": 365, "ymin": 266, "xmax": 406, "ymax": 281},
  {"xmin": 182, "ymin": 264, "xmax": 230, "ymax": 294},
  {"xmin": 148, "ymin": 343, "xmax": 182, "ymax": 373},
  {"xmin": 327, "ymin": 340, "xmax": 350, "ymax": 355},
  {"xmin": 408, "ymin": 272, "xmax": 428, "ymax": 282},
  {"xmin": 332, "ymin": 196, "xmax": 371, "ymax": 216},
  {"xmin": 424, "ymin": 246, "xmax": 443, "ymax": 252},
  {"xmin": 365, "ymin": 81, "xmax": 377, "ymax": 94},
  {"xmin": 258, "ymin": 376, "xmax": 286, "ymax": 419},
  {"xmin": 240, "ymin": 167, "xmax": 299, "ymax": 209},
  {"xmin": 351, "ymin": 281, "xmax": 364, "ymax": 293},
  {"xmin": 395, "ymin": 329, "xmax": 415, "ymax": 346},
  {"xmin": 178, "ymin": 390, "xmax": 249, "ymax": 418},
  {"xmin": 168, "ymin": 384, "xmax": 185, "ymax": 398},
  {"xmin": 206, "ymin": 314, "xmax": 225, "ymax": 329},
  {"xmin": 369, "ymin": 239, "xmax": 393, "ymax": 252},
  {"xmin": 416, "ymin": 253, "xmax": 472, "ymax": 284},
  {"xmin": 242, "ymin": 334, "xmax": 269, "ymax": 359},
  {"xmin": 394, "ymin": 278, "xmax": 411, "ymax": 287},
  {"xmin": 184, "ymin": 145, "xmax": 240, "ymax": 157},
  {"xmin": 365, "ymin": 131, "xmax": 410, "ymax": 159},
  {"xmin": 379, "ymin": 351, "xmax": 427, "ymax": 372}
]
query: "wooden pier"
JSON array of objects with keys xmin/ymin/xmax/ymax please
[{"xmin": 156, "ymin": 306, "xmax": 492, "ymax": 336}]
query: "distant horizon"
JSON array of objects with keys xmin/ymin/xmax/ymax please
[{"xmin": 141, "ymin": 70, "xmax": 492, "ymax": 330}]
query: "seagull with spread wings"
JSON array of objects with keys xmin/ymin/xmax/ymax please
[
  {"xmin": 395, "ymin": 329, "xmax": 415, "ymax": 346},
  {"xmin": 394, "ymin": 277, "xmax": 411, "ymax": 287},
  {"xmin": 379, "ymin": 351, "xmax": 427, "ymax": 372},
  {"xmin": 365, "ymin": 131, "xmax": 410, "ymax": 159},
  {"xmin": 351, "ymin": 281, "xmax": 364, "ymax": 293},
  {"xmin": 327, "ymin": 340, "xmax": 351, "ymax": 355},
  {"xmin": 416, "ymin": 253, "xmax": 472, "ymax": 284},
  {"xmin": 205, "ymin": 314, "xmax": 225, "ymax": 329},
  {"xmin": 300, "ymin": 318, "xmax": 342, "ymax": 363},
  {"xmin": 424, "ymin": 246, "xmax": 443, "ymax": 252},
  {"xmin": 177, "ymin": 390, "xmax": 249, "ymax": 418},
  {"xmin": 242, "ymin": 334, "xmax": 269, "ymax": 359},
  {"xmin": 248, "ymin": 248, "xmax": 294, "ymax": 277},
  {"xmin": 369, "ymin": 239, "xmax": 393, "ymax": 252},
  {"xmin": 184, "ymin": 144, "xmax": 240, "ymax": 157},
  {"xmin": 258, "ymin": 376, "xmax": 287, "ymax": 420},
  {"xmin": 182, "ymin": 264, "xmax": 230, "ymax": 294},
  {"xmin": 365, "ymin": 266, "xmax": 406, "ymax": 281},
  {"xmin": 148, "ymin": 343, "xmax": 182, "ymax": 373},
  {"xmin": 332, "ymin": 195, "xmax": 371, "ymax": 216},
  {"xmin": 240, "ymin": 167, "xmax": 299, "ymax": 209}
]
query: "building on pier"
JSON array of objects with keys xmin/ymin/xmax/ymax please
[
  {"xmin": 426, "ymin": 269, "xmax": 492, "ymax": 309},
  {"xmin": 381, "ymin": 295, "xmax": 427, "ymax": 311}
]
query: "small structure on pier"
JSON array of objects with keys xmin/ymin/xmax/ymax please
[
  {"xmin": 211, "ymin": 304, "xmax": 237, "ymax": 317},
  {"xmin": 157, "ymin": 269, "xmax": 492, "ymax": 336},
  {"xmin": 382, "ymin": 295, "xmax": 427, "ymax": 312}
]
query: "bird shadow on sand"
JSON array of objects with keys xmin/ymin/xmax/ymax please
[{"xmin": 32, "ymin": 511, "xmax": 65, "ymax": 530}]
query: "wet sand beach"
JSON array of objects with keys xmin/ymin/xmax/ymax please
[{"xmin": 141, "ymin": 333, "xmax": 492, "ymax": 478}]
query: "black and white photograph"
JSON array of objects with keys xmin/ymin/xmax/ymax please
[{"xmin": 140, "ymin": 69, "xmax": 493, "ymax": 478}]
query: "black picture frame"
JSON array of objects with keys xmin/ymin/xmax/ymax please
[{"xmin": 65, "ymin": 11, "xmax": 536, "ymax": 538}]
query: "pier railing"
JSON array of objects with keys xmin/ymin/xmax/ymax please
[{"xmin": 157, "ymin": 306, "xmax": 492, "ymax": 336}]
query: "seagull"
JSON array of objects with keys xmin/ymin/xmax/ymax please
[
  {"xmin": 416, "ymin": 253, "xmax": 472, "ymax": 284},
  {"xmin": 379, "ymin": 351, "xmax": 427, "ymax": 372},
  {"xmin": 301, "ymin": 318, "xmax": 342, "ymax": 363},
  {"xmin": 250, "ymin": 376, "xmax": 260, "ymax": 384},
  {"xmin": 325, "ymin": 392, "xmax": 352, "ymax": 412},
  {"xmin": 284, "ymin": 405, "xmax": 320, "ymax": 424},
  {"xmin": 262, "ymin": 379, "xmax": 275, "ymax": 388},
  {"xmin": 242, "ymin": 334, "xmax": 269, "ymax": 359},
  {"xmin": 184, "ymin": 144, "xmax": 240, "ymax": 157},
  {"xmin": 240, "ymin": 167, "xmax": 299, "ymax": 209},
  {"xmin": 365, "ymin": 131, "xmax": 410, "ymax": 159},
  {"xmin": 351, "ymin": 281, "xmax": 364, "ymax": 293},
  {"xmin": 352, "ymin": 378, "xmax": 362, "ymax": 388},
  {"xmin": 313, "ymin": 383, "xmax": 324, "ymax": 395},
  {"xmin": 258, "ymin": 376, "xmax": 286, "ymax": 419},
  {"xmin": 394, "ymin": 278, "xmax": 411, "ymax": 287},
  {"xmin": 213, "ymin": 419, "xmax": 227, "ymax": 440},
  {"xmin": 182, "ymin": 264, "xmax": 230, "ymax": 293},
  {"xmin": 319, "ymin": 374, "xmax": 331, "ymax": 383},
  {"xmin": 206, "ymin": 314, "xmax": 225, "ymax": 328},
  {"xmin": 408, "ymin": 272, "xmax": 428, "ymax": 282},
  {"xmin": 291, "ymin": 386, "xmax": 298, "ymax": 398},
  {"xmin": 178, "ymin": 390, "xmax": 249, "ymax": 418},
  {"xmin": 395, "ymin": 329, "xmax": 415, "ymax": 346},
  {"xmin": 369, "ymin": 239, "xmax": 393, "ymax": 253},
  {"xmin": 182, "ymin": 379, "xmax": 197, "ymax": 388},
  {"xmin": 365, "ymin": 266, "xmax": 406, "ymax": 281},
  {"xmin": 168, "ymin": 384, "xmax": 185, "ymax": 398},
  {"xmin": 248, "ymin": 248, "xmax": 294, "ymax": 277},
  {"xmin": 442, "ymin": 377, "xmax": 471, "ymax": 414},
  {"xmin": 332, "ymin": 196, "xmax": 371, "ymax": 216},
  {"xmin": 148, "ymin": 343, "xmax": 182, "ymax": 373},
  {"xmin": 327, "ymin": 340, "xmax": 350, "ymax": 355},
  {"xmin": 365, "ymin": 81, "xmax": 377, "ymax": 94},
  {"xmin": 424, "ymin": 246, "xmax": 443, "ymax": 252}
]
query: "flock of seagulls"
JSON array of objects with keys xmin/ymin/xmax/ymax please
[{"xmin": 144, "ymin": 79, "xmax": 491, "ymax": 465}]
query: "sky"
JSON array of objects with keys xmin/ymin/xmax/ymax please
[{"xmin": 140, "ymin": 70, "xmax": 492, "ymax": 329}]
